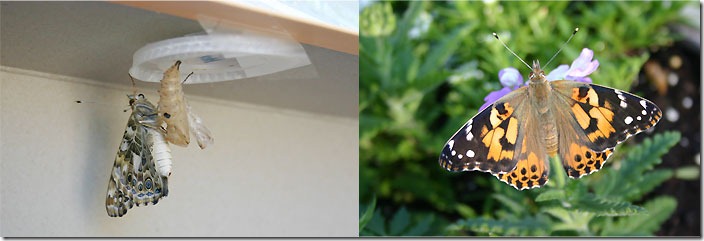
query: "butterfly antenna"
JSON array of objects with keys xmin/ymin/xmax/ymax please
[
  {"xmin": 544, "ymin": 28, "xmax": 579, "ymax": 69},
  {"xmin": 493, "ymin": 32, "xmax": 531, "ymax": 70}
]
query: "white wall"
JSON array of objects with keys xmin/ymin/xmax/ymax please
[{"xmin": 0, "ymin": 67, "xmax": 358, "ymax": 237}]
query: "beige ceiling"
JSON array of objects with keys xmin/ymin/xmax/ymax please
[{"xmin": 0, "ymin": 1, "xmax": 358, "ymax": 119}]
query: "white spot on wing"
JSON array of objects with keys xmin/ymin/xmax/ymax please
[
  {"xmin": 642, "ymin": 110, "xmax": 647, "ymax": 115},
  {"xmin": 466, "ymin": 132, "xmax": 474, "ymax": 141},
  {"xmin": 451, "ymin": 150, "xmax": 456, "ymax": 156},
  {"xmin": 448, "ymin": 140, "xmax": 455, "ymax": 150},
  {"xmin": 465, "ymin": 125, "xmax": 472, "ymax": 134},
  {"xmin": 620, "ymin": 101, "xmax": 627, "ymax": 108},
  {"xmin": 132, "ymin": 153, "xmax": 142, "ymax": 166},
  {"xmin": 637, "ymin": 116, "xmax": 642, "ymax": 121},
  {"xmin": 126, "ymin": 127, "xmax": 136, "ymax": 136},
  {"xmin": 467, "ymin": 150, "xmax": 475, "ymax": 158},
  {"xmin": 458, "ymin": 154, "xmax": 463, "ymax": 159},
  {"xmin": 640, "ymin": 100, "xmax": 647, "ymax": 108},
  {"xmin": 120, "ymin": 139, "xmax": 129, "ymax": 151},
  {"xmin": 624, "ymin": 116, "xmax": 633, "ymax": 124}
]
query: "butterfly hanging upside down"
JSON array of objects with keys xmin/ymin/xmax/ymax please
[
  {"xmin": 438, "ymin": 31, "xmax": 662, "ymax": 190},
  {"xmin": 106, "ymin": 93, "xmax": 172, "ymax": 217}
]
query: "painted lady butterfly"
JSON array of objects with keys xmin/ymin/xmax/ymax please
[
  {"xmin": 106, "ymin": 93, "xmax": 172, "ymax": 217},
  {"xmin": 438, "ymin": 31, "xmax": 662, "ymax": 190}
]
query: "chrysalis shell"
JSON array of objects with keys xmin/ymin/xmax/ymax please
[{"xmin": 158, "ymin": 60, "xmax": 190, "ymax": 147}]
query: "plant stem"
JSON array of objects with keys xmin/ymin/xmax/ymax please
[{"xmin": 549, "ymin": 155, "xmax": 567, "ymax": 189}]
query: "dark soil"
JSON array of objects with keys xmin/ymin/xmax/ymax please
[{"xmin": 633, "ymin": 39, "xmax": 701, "ymax": 236}]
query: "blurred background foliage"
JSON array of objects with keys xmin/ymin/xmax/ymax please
[{"xmin": 359, "ymin": 1, "xmax": 699, "ymax": 236}]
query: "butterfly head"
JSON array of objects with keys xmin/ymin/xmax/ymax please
[
  {"xmin": 127, "ymin": 93, "xmax": 157, "ymax": 115},
  {"xmin": 529, "ymin": 60, "xmax": 547, "ymax": 83},
  {"xmin": 127, "ymin": 93, "xmax": 147, "ymax": 106}
]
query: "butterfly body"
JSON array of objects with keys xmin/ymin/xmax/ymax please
[
  {"xmin": 439, "ymin": 60, "xmax": 661, "ymax": 190},
  {"xmin": 106, "ymin": 94, "xmax": 171, "ymax": 217},
  {"xmin": 149, "ymin": 127, "xmax": 173, "ymax": 177}
]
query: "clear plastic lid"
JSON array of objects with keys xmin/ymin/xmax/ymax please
[{"xmin": 129, "ymin": 31, "xmax": 311, "ymax": 84}]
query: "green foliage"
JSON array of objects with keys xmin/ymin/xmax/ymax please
[
  {"xmin": 361, "ymin": 206, "xmax": 438, "ymax": 236},
  {"xmin": 601, "ymin": 196, "xmax": 678, "ymax": 236},
  {"xmin": 448, "ymin": 132, "xmax": 681, "ymax": 236},
  {"xmin": 673, "ymin": 166, "xmax": 701, "ymax": 180},
  {"xmin": 448, "ymin": 216, "xmax": 552, "ymax": 236},
  {"xmin": 359, "ymin": 196, "xmax": 376, "ymax": 231},
  {"xmin": 536, "ymin": 189, "xmax": 566, "ymax": 202},
  {"xmin": 591, "ymin": 132, "xmax": 681, "ymax": 201},
  {"xmin": 569, "ymin": 193, "xmax": 646, "ymax": 217},
  {"xmin": 359, "ymin": 0, "xmax": 692, "ymax": 237}
]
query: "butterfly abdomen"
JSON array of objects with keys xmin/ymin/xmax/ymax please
[
  {"xmin": 148, "ymin": 128, "xmax": 172, "ymax": 177},
  {"xmin": 541, "ymin": 112, "xmax": 559, "ymax": 156},
  {"xmin": 530, "ymin": 76, "xmax": 560, "ymax": 156},
  {"xmin": 158, "ymin": 61, "xmax": 190, "ymax": 147}
]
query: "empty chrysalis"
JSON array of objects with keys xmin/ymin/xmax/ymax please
[{"xmin": 158, "ymin": 60, "xmax": 214, "ymax": 149}]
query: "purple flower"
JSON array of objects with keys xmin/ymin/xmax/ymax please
[
  {"xmin": 498, "ymin": 68, "xmax": 524, "ymax": 88},
  {"xmin": 479, "ymin": 48, "xmax": 599, "ymax": 110},
  {"xmin": 479, "ymin": 87, "xmax": 512, "ymax": 111},
  {"xmin": 479, "ymin": 68, "xmax": 523, "ymax": 110},
  {"xmin": 546, "ymin": 48, "xmax": 599, "ymax": 82}
]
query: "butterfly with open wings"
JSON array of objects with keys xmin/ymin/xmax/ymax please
[{"xmin": 438, "ymin": 31, "xmax": 661, "ymax": 190}]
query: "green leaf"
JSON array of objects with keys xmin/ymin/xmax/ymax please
[
  {"xmin": 674, "ymin": 166, "xmax": 700, "ymax": 180},
  {"xmin": 622, "ymin": 169, "xmax": 673, "ymax": 201},
  {"xmin": 593, "ymin": 131, "xmax": 681, "ymax": 198},
  {"xmin": 406, "ymin": 214, "xmax": 434, "ymax": 236},
  {"xmin": 602, "ymin": 196, "xmax": 677, "ymax": 236},
  {"xmin": 492, "ymin": 194, "xmax": 526, "ymax": 216},
  {"xmin": 572, "ymin": 194, "xmax": 646, "ymax": 216},
  {"xmin": 360, "ymin": 2, "xmax": 396, "ymax": 37},
  {"xmin": 549, "ymin": 155, "xmax": 567, "ymax": 189},
  {"xmin": 416, "ymin": 24, "xmax": 473, "ymax": 89},
  {"xmin": 624, "ymin": 131, "xmax": 680, "ymax": 173},
  {"xmin": 541, "ymin": 207, "xmax": 573, "ymax": 223},
  {"xmin": 456, "ymin": 203, "xmax": 477, "ymax": 218},
  {"xmin": 360, "ymin": 196, "xmax": 377, "ymax": 231},
  {"xmin": 542, "ymin": 207, "xmax": 593, "ymax": 235},
  {"xmin": 390, "ymin": 207, "xmax": 411, "ymax": 235},
  {"xmin": 364, "ymin": 209, "xmax": 387, "ymax": 236},
  {"xmin": 451, "ymin": 216, "xmax": 551, "ymax": 236},
  {"xmin": 536, "ymin": 189, "xmax": 566, "ymax": 202}
]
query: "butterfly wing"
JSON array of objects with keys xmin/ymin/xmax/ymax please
[
  {"xmin": 439, "ymin": 88, "xmax": 534, "ymax": 180},
  {"xmin": 493, "ymin": 103, "xmax": 550, "ymax": 190},
  {"xmin": 550, "ymin": 81, "xmax": 662, "ymax": 178},
  {"xmin": 106, "ymin": 96, "xmax": 169, "ymax": 217}
]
